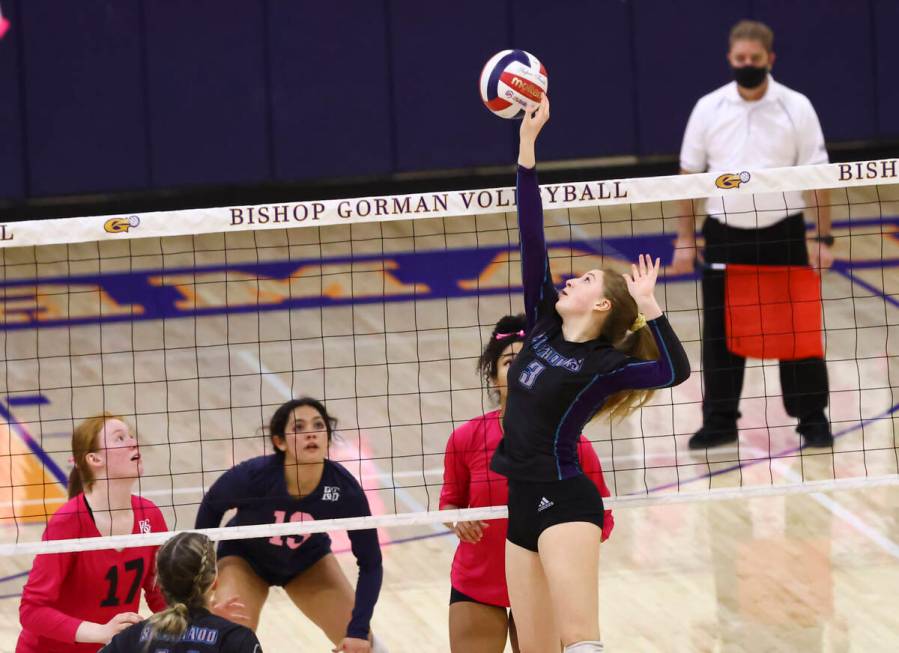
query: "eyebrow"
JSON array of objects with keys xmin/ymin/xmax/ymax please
[{"xmin": 586, "ymin": 272, "xmax": 596, "ymax": 280}]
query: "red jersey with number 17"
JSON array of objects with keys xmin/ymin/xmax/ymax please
[{"xmin": 17, "ymin": 493, "xmax": 168, "ymax": 653}]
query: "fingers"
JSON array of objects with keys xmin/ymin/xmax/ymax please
[{"xmin": 454, "ymin": 520, "xmax": 485, "ymax": 543}]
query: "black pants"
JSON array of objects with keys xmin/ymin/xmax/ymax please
[{"xmin": 700, "ymin": 214, "xmax": 829, "ymax": 428}]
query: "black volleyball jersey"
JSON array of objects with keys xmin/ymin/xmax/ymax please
[
  {"xmin": 490, "ymin": 165, "xmax": 691, "ymax": 482},
  {"xmin": 100, "ymin": 608, "xmax": 261, "ymax": 652}
]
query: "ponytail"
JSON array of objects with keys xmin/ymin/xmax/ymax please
[
  {"xmin": 67, "ymin": 467, "xmax": 83, "ymax": 499},
  {"xmin": 145, "ymin": 603, "xmax": 190, "ymax": 644},
  {"xmin": 145, "ymin": 532, "xmax": 217, "ymax": 646},
  {"xmin": 598, "ymin": 323, "xmax": 660, "ymax": 421},
  {"xmin": 593, "ymin": 270, "xmax": 661, "ymax": 422}
]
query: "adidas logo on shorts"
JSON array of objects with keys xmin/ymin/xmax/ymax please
[{"xmin": 537, "ymin": 496, "xmax": 554, "ymax": 512}]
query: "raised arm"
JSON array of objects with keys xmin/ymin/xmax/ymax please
[
  {"xmin": 518, "ymin": 94, "xmax": 558, "ymax": 330},
  {"xmin": 609, "ymin": 255, "xmax": 691, "ymax": 390}
]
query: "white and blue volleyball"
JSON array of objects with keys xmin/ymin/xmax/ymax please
[{"xmin": 479, "ymin": 49, "xmax": 548, "ymax": 119}]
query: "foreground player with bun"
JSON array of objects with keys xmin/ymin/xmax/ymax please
[
  {"xmin": 441, "ymin": 313, "xmax": 615, "ymax": 652},
  {"xmin": 195, "ymin": 398, "xmax": 387, "ymax": 653},
  {"xmin": 100, "ymin": 532, "xmax": 261, "ymax": 653},
  {"xmin": 490, "ymin": 95, "xmax": 691, "ymax": 653},
  {"xmin": 17, "ymin": 415, "xmax": 168, "ymax": 652}
]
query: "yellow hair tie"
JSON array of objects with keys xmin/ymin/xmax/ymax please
[{"xmin": 630, "ymin": 313, "xmax": 647, "ymax": 331}]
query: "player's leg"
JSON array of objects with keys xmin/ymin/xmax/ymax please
[
  {"xmin": 214, "ymin": 555, "xmax": 270, "ymax": 631},
  {"xmin": 538, "ymin": 521, "xmax": 602, "ymax": 649},
  {"xmin": 508, "ymin": 610, "xmax": 521, "ymax": 653},
  {"xmin": 505, "ymin": 539, "xmax": 561, "ymax": 653},
  {"xmin": 448, "ymin": 592, "xmax": 509, "ymax": 653},
  {"xmin": 283, "ymin": 552, "xmax": 356, "ymax": 644}
]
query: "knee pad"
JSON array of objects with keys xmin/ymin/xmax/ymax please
[{"xmin": 564, "ymin": 641, "xmax": 604, "ymax": 653}]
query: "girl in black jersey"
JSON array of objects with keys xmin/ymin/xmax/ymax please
[
  {"xmin": 100, "ymin": 532, "xmax": 261, "ymax": 653},
  {"xmin": 489, "ymin": 95, "xmax": 691, "ymax": 653}
]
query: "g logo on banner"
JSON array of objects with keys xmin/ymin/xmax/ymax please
[
  {"xmin": 714, "ymin": 171, "xmax": 751, "ymax": 189},
  {"xmin": 104, "ymin": 216, "xmax": 141, "ymax": 233}
]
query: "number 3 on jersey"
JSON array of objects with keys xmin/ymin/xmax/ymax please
[{"xmin": 519, "ymin": 360, "xmax": 546, "ymax": 389}]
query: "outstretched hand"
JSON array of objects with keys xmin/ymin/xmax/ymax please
[
  {"xmin": 623, "ymin": 254, "xmax": 663, "ymax": 320},
  {"xmin": 518, "ymin": 94, "xmax": 549, "ymax": 169},
  {"xmin": 520, "ymin": 93, "xmax": 550, "ymax": 142},
  {"xmin": 624, "ymin": 254, "xmax": 660, "ymax": 300}
]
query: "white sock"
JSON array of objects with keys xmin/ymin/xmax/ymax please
[
  {"xmin": 564, "ymin": 641, "xmax": 604, "ymax": 652},
  {"xmin": 371, "ymin": 634, "xmax": 390, "ymax": 653}
]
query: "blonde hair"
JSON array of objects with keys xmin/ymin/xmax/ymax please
[
  {"xmin": 68, "ymin": 413, "xmax": 124, "ymax": 498},
  {"xmin": 729, "ymin": 19, "xmax": 774, "ymax": 53},
  {"xmin": 145, "ymin": 532, "xmax": 217, "ymax": 644},
  {"xmin": 595, "ymin": 270, "xmax": 660, "ymax": 421}
]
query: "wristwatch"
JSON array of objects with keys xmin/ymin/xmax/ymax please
[{"xmin": 813, "ymin": 234, "xmax": 835, "ymax": 247}]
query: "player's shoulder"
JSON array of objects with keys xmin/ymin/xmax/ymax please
[
  {"xmin": 451, "ymin": 410, "xmax": 501, "ymax": 442},
  {"xmin": 233, "ymin": 454, "xmax": 281, "ymax": 483},
  {"xmin": 323, "ymin": 459, "xmax": 364, "ymax": 492},
  {"xmin": 44, "ymin": 494, "xmax": 90, "ymax": 538},
  {"xmin": 132, "ymin": 494, "xmax": 167, "ymax": 528},
  {"xmin": 587, "ymin": 342, "xmax": 633, "ymax": 373}
]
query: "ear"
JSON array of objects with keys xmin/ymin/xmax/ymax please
[
  {"xmin": 767, "ymin": 51, "xmax": 776, "ymax": 69},
  {"xmin": 85, "ymin": 452, "xmax": 104, "ymax": 467},
  {"xmin": 593, "ymin": 298, "xmax": 612, "ymax": 313},
  {"xmin": 272, "ymin": 436, "xmax": 287, "ymax": 453}
]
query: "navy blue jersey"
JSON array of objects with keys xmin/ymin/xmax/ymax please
[
  {"xmin": 99, "ymin": 608, "xmax": 261, "ymax": 653},
  {"xmin": 491, "ymin": 165, "xmax": 691, "ymax": 481},
  {"xmin": 195, "ymin": 457, "xmax": 382, "ymax": 639}
]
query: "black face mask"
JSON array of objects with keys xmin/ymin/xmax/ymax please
[{"xmin": 732, "ymin": 65, "xmax": 768, "ymax": 89}]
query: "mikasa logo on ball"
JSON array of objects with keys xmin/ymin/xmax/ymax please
[{"xmin": 479, "ymin": 49, "xmax": 548, "ymax": 119}]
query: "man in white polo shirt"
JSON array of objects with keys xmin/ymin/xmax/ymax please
[{"xmin": 672, "ymin": 19, "xmax": 835, "ymax": 449}]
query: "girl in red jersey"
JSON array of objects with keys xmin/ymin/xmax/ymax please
[
  {"xmin": 17, "ymin": 414, "xmax": 168, "ymax": 652},
  {"xmin": 440, "ymin": 314, "xmax": 614, "ymax": 652}
]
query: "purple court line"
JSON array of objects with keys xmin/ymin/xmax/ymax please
[
  {"xmin": 832, "ymin": 265, "xmax": 899, "ymax": 310},
  {"xmin": 0, "ymin": 402, "xmax": 67, "ymax": 486},
  {"xmin": 5, "ymin": 395, "xmax": 49, "ymax": 407}
]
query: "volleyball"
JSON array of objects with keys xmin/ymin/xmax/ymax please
[{"xmin": 479, "ymin": 49, "xmax": 548, "ymax": 119}]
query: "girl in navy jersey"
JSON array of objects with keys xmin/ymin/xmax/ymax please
[
  {"xmin": 18, "ymin": 414, "xmax": 168, "ymax": 653},
  {"xmin": 489, "ymin": 95, "xmax": 691, "ymax": 653},
  {"xmin": 441, "ymin": 314, "xmax": 615, "ymax": 653},
  {"xmin": 100, "ymin": 532, "xmax": 261, "ymax": 653},
  {"xmin": 195, "ymin": 398, "xmax": 387, "ymax": 653}
]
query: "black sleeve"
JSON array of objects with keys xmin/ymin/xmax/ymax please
[
  {"xmin": 195, "ymin": 465, "xmax": 247, "ymax": 529},
  {"xmin": 517, "ymin": 165, "xmax": 558, "ymax": 330},
  {"xmin": 605, "ymin": 315, "xmax": 692, "ymax": 391},
  {"xmin": 342, "ymin": 487, "xmax": 383, "ymax": 639},
  {"xmin": 221, "ymin": 626, "xmax": 263, "ymax": 653},
  {"xmin": 97, "ymin": 629, "xmax": 130, "ymax": 653}
]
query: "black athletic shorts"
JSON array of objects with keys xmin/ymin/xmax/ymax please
[
  {"xmin": 449, "ymin": 586, "xmax": 506, "ymax": 608},
  {"xmin": 217, "ymin": 536, "xmax": 331, "ymax": 587},
  {"xmin": 506, "ymin": 474, "xmax": 604, "ymax": 552}
]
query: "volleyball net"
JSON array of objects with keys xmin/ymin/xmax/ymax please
[{"xmin": 1, "ymin": 159, "xmax": 897, "ymax": 555}]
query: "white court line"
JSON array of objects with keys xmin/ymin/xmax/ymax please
[{"xmin": 764, "ymin": 451, "xmax": 899, "ymax": 561}]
